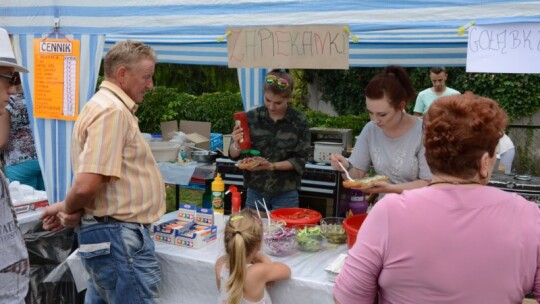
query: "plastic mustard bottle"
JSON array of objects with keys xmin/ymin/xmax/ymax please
[{"xmin": 211, "ymin": 173, "xmax": 225, "ymax": 213}]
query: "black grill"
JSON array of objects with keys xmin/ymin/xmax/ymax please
[{"xmin": 216, "ymin": 158, "xmax": 344, "ymax": 217}]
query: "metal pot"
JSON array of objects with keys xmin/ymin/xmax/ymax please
[{"xmin": 190, "ymin": 151, "xmax": 218, "ymax": 163}]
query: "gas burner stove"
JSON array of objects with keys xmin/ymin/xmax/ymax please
[
  {"xmin": 488, "ymin": 172, "xmax": 540, "ymax": 206},
  {"xmin": 488, "ymin": 173, "xmax": 540, "ymax": 193}
]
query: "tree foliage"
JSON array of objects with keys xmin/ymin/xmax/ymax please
[
  {"xmin": 153, "ymin": 64, "xmax": 240, "ymax": 95},
  {"xmin": 304, "ymin": 67, "xmax": 540, "ymax": 121}
]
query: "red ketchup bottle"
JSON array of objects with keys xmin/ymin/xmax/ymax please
[
  {"xmin": 233, "ymin": 112, "xmax": 251, "ymax": 151},
  {"xmin": 229, "ymin": 185, "xmax": 241, "ymax": 214}
]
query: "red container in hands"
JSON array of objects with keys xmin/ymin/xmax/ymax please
[{"xmin": 233, "ymin": 112, "xmax": 252, "ymax": 150}]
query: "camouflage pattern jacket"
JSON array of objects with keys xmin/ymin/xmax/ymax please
[{"xmin": 240, "ymin": 106, "xmax": 310, "ymax": 196}]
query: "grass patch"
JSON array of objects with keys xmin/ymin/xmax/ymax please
[{"xmin": 165, "ymin": 184, "xmax": 204, "ymax": 213}]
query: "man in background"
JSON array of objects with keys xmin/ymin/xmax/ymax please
[
  {"xmin": 413, "ymin": 67, "xmax": 460, "ymax": 117},
  {"xmin": 41, "ymin": 40, "xmax": 166, "ymax": 303}
]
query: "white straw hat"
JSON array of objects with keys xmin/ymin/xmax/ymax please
[{"xmin": 0, "ymin": 28, "xmax": 28, "ymax": 73}]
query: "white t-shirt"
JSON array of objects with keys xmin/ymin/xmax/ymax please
[{"xmin": 496, "ymin": 134, "xmax": 515, "ymax": 155}]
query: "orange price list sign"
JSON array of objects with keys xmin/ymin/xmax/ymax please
[{"xmin": 33, "ymin": 38, "xmax": 80, "ymax": 120}]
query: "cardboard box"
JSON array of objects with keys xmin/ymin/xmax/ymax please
[
  {"xmin": 210, "ymin": 133, "xmax": 223, "ymax": 152},
  {"xmin": 13, "ymin": 199, "xmax": 49, "ymax": 214},
  {"xmin": 154, "ymin": 204, "xmax": 217, "ymax": 248},
  {"xmin": 175, "ymin": 225, "xmax": 217, "ymax": 249},
  {"xmin": 160, "ymin": 120, "xmax": 211, "ymax": 150},
  {"xmin": 153, "ymin": 219, "xmax": 194, "ymax": 244},
  {"xmin": 182, "ymin": 206, "xmax": 217, "ymax": 248},
  {"xmin": 195, "ymin": 207, "xmax": 214, "ymax": 226}
]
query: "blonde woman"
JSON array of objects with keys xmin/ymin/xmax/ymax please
[{"xmin": 215, "ymin": 210, "xmax": 291, "ymax": 304}]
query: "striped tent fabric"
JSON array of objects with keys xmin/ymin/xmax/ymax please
[
  {"xmin": 2, "ymin": 0, "xmax": 540, "ymax": 201},
  {"xmin": 237, "ymin": 68, "xmax": 267, "ymax": 111},
  {"xmin": 11, "ymin": 34, "xmax": 104, "ymax": 203}
]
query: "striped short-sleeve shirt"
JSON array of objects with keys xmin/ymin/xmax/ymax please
[{"xmin": 72, "ymin": 81, "xmax": 166, "ymax": 224}]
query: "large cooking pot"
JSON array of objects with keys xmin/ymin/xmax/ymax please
[
  {"xmin": 190, "ymin": 151, "xmax": 218, "ymax": 163},
  {"xmin": 314, "ymin": 141, "xmax": 342, "ymax": 163}
]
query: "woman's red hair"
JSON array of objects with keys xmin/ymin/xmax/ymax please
[{"xmin": 423, "ymin": 92, "xmax": 508, "ymax": 179}]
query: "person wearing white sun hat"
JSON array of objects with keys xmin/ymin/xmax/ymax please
[
  {"xmin": 0, "ymin": 26, "xmax": 31, "ymax": 303},
  {"xmin": 0, "ymin": 28, "xmax": 80, "ymax": 302}
]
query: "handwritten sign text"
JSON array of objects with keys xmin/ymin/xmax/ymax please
[
  {"xmin": 227, "ymin": 25, "xmax": 349, "ymax": 69},
  {"xmin": 466, "ymin": 23, "xmax": 540, "ymax": 74}
]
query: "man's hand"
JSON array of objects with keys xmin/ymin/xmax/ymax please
[
  {"xmin": 56, "ymin": 210, "xmax": 83, "ymax": 228},
  {"xmin": 40, "ymin": 201, "xmax": 82, "ymax": 231}
]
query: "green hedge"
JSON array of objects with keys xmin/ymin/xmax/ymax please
[
  {"xmin": 305, "ymin": 67, "xmax": 540, "ymax": 121},
  {"xmin": 136, "ymin": 87, "xmax": 370, "ymax": 136}
]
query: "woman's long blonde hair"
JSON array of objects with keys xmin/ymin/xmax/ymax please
[{"xmin": 223, "ymin": 209, "xmax": 263, "ymax": 304}]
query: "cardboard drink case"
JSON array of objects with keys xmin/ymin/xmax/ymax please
[
  {"xmin": 13, "ymin": 199, "xmax": 49, "ymax": 214},
  {"xmin": 154, "ymin": 204, "xmax": 217, "ymax": 248}
]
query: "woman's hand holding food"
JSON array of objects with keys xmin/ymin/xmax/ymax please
[
  {"xmin": 360, "ymin": 181, "xmax": 393, "ymax": 194},
  {"xmin": 249, "ymin": 158, "xmax": 272, "ymax": 171}
]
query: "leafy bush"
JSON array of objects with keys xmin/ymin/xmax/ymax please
[
  {"xmin": 305, "ymin": 67, "xmax": 540, "ymax": 121},
  {"xmin": 136, "ymin": 86, "xmax": 185, "ymax": 133},
  {"xmin": 294, "ymin": 105, "xmax": 369, "ymax": 136},
  {"xmin": 137, "ymin": 88, "xmax": 244, "ymax": 134},
  {"xmin": 170, "ymin": 91, "xmax": 244, "ymax": 134},
  {"xmin": 137, "ymin": 87, "xmax": 370, "ymax": 136}
]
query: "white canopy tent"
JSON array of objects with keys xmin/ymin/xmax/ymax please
[{"xmin": 1, "ymin": 0, "xmax": 540, "ymax": 201}]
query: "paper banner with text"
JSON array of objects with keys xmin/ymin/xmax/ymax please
[
  {"xmin": 466, "ymin": 23, "xmax": 540, "ymax": 74},
  {"xmin": 227, "ymin": 25, "xmax": 349, "ymax": 69},
  {"xmin": 33, "ymin": 38, "xmax": 80, "ymax": 120}
]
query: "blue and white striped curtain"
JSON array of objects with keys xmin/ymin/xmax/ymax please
[
  {"xmin": 12, "ymin": 34, "xmax": 105, "ymax": 203},
  {"xmin": 237, "ymin": 68, "xmax": 267, "ymax": 111}
]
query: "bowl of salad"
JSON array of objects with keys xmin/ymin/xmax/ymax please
[
  {"xmin": 263, "ymin": 222, "xmax": 297, "ymax": 256},
  {"xmin": 320, "ymin": 217, "xmax": 347, "ymax": 244},
  {"xmin": 294, "ymin": 224, "xmax": 324, "ymax": 252}
]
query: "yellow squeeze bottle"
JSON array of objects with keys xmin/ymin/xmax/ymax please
[{"xmin": 211, "ymin": 173, "xmax": 225, "ymax": 213}]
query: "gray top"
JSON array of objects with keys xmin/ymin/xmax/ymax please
[
  {"xmin": 0, "ymin": 170, "xmax": 29, "ymax": 302},
  {"xmin": 349, "ymin": 118, "xmax": 432, "ymax": 184}
]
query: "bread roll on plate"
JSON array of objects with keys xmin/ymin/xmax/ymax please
[
  {"xmin": 342, "ymin": 175, "xmax": 389, "ymax": 189},
  {"xmin": 236, "ymin": 156, "xmax": 267, "ymax": 169}
]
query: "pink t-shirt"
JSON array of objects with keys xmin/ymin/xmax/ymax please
[{"xmin": 334, "ymin": 185, "xmax": 540, "ymax": 304}]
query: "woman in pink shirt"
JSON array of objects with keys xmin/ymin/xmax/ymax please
[{"xmin": 334, "ymin": 92, "xmax": 540, "ymax": 304}]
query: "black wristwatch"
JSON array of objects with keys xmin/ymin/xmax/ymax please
[{"xmin": 346, "ymin": 162, "xmax": 353, "ymax": 172}]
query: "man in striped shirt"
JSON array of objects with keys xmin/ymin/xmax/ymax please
[{"xmin": 41, "ymin": 40, "xmax": 166, "ymax": 303}]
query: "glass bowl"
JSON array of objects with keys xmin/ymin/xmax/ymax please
[
  {"xmin": 320, "ymin": 217, "xmax": 347, "ymax": 244},
  {"xmin": 263, "ymin": 224, "xmax": 296, "ymax": 256},
  {"xmin": 294, "ymin": 224, "xmax": 324, "ymax": 252}
]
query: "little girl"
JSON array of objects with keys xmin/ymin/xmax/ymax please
[{"xmin": 215, "ymin": 210, "xmax": 291, "ymax": 304}]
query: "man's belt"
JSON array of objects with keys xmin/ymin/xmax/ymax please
[{"xmin": 94, "ymin": 216, "xmax": 150, "ymax": 229}]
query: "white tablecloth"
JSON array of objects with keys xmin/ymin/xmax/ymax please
[
  {"xmin": 157, "ymin": 232, "xmax": 346, "ymax": 304},
  {"xmin": 158, "ymin": 162, "xmax": 215, "ymax": 185},
  {"xmin": 67, "ymin": 212, "xmax": 346, "ymax": 303}
]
